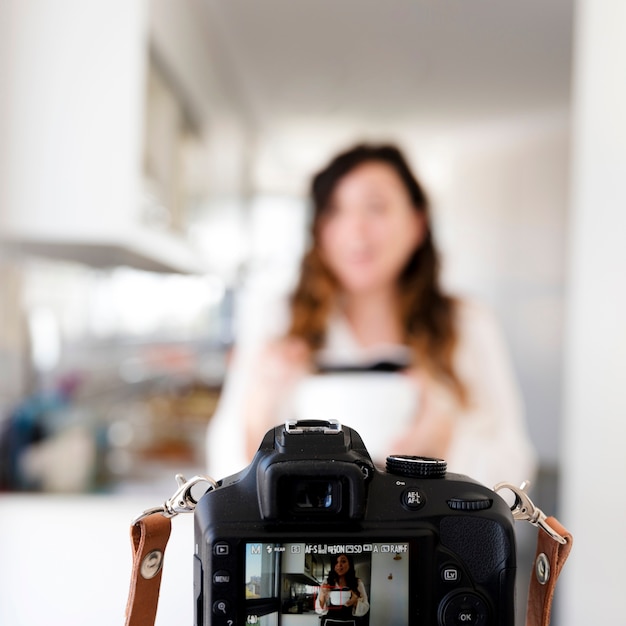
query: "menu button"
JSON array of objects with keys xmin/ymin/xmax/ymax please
[{"xmin": 213, "ymin": 570, "xmax": 230, "ymax": 584}]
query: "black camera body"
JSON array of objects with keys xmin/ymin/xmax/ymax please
[{"xmin": 194, "ymin": 420, "xmax": 516, "ymax": 626}]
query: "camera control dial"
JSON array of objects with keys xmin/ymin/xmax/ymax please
[
  {"xmin": 386, "ymin": 455, "xmax": 447, "ymax": 478},
  {"xmin": 447, "ymin": 497, "xmax": 493, "ymax": 511}
]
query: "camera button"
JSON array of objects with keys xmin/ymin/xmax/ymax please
[
  {"xmin": 441, "ymin": 566, "xmax": 461, "ymax": 583},
  {"xmin": 213, "ymin": 570, "xmax": 231, "ymax": 584},
  {"xmin": 212, "ymin": 599, "xmax": 230, "ymax": 615},
  {"xmin": 439, "ymin": 592, "xmax": 488, "ymax": 626},
  {"xmin": 401, "ymin": 487, "xmax": 426, "ymax": 510},
  {"xmin": 213, "ymin": 542, "xmax": 230, "ymax": 556}
]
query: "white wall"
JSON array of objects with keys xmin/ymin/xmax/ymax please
[
  {"xmin": 559, "ymin": 1, "xmax": 626, "ymax": 623},
  {"xmin": 427, "ymin": 118, "xmax": 570, "ymax": 465},
  {"xmin": 368, "ymin": 550, "xmax": 409, "ymax": 626}
]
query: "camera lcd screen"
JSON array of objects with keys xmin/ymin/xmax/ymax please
[{"xmin": 244, "ymin": 541, "xmax": 410, "ymax": 626}]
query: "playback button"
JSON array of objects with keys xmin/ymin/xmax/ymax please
[{"xmin": 213, "ymin": 542, "xmax": 230, "ymax": 557}]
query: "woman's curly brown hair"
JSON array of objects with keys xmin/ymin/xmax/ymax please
[{"xmin": 287, "ymin": 144, "xmax": 466, "ymax": 404}]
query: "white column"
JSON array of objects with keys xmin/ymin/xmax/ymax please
[{"xmin": 560, "ymin": 1, "xmax": 626, "ymax": 622}]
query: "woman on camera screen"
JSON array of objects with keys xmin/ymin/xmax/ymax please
[
  {"xmin": 315, "ymin": 553, "xmax": 369, "ymax": 625},
  {"xmin": 206, "ymin": 143, "xmax": 536, "ymax": 488}
]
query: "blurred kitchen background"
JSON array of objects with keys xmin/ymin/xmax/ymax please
[
  {"xmin": 0, "ymin": 0, "xmax": 573, "ymax": 495},
  {"xmin": 0, "ymin": 1, "xmax": 624, "ymax": 625}
]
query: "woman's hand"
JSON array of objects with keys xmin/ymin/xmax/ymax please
[
  {"xmin": 344, "ymin": 590, "xmax": 359, "ymax": 607},
  {"xmin": 387, "ymin": 368, "xmax": 455, "ymax": 460},
  {"xmin": 263, "ymin": 338, "xmax": 311, "ymax": 387},
  {"xmin": 317, "ymin": 585, "xmax": 329, "ymax": 609}
]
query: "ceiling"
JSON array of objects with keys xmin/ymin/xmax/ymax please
[{"xmin": 195, "ymin": 0, "xmax": 574, "ymax": 131}]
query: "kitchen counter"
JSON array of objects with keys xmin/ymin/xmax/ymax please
[{"xmin": 0, "ymin": 494, "xmax": 194, "ymax": 626}]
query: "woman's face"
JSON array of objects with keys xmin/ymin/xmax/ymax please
[
  {"xmin": 318, "ymin": 161, "xmax": 426, "ymax": 295},
  {"xmin": 334, "ymin": 554, "xmax": 351, "ymax": 577}
]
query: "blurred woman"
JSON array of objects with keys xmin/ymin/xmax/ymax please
[{"xmin": 206, "ymin": 143, "xmax": 536, "ymax": 488}]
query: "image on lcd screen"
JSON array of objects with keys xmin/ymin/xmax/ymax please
[{"xmin": 245, "ymin": 541, "xmax": 409, "ymax": 626}]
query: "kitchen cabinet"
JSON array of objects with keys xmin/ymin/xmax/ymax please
[{"xmin": 0, "ymin": 0, "xmax": 204, "ymax": 273}]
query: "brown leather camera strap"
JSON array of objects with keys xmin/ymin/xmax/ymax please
[
  {"xmin": 525, "ymin": 516, "xmax": 573, "ymax": 626},
  {"xmin": 123, "ymin": 512, "xmax": 572, "ymax": 626},
  {"xmin": 125, "ymin": 514, "xmax": 172, "ymax": 626}
]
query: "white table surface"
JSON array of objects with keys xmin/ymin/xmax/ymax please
[{"xmin": 0, "ymin": 494, "xmax": 194, "ymax": 626}]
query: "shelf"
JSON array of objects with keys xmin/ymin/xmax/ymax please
[{"xmin": 0, "ymin": 228, "xmax": 206, "ymax": 274}]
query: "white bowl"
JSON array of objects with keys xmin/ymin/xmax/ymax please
[
  {"xmin": 329, "ymin": 588, "xmax": 351, "ymax": 606},
  {"xmin": 292, "ymin": 372, "xmax": 419, "ymax": 463}
]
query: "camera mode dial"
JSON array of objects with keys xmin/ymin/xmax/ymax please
[{"xmin": 386, "ymin": 455, "xmax": 447, "ymax": 478}]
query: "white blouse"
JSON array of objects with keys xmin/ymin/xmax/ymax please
[{"xmin": 205, "ymin": 294, "xmax": 537, "ymax": 489}]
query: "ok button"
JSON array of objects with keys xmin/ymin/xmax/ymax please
[
  {"xmin": 456, "ymin": 610, "xmax": 476, "ymax": 623},
  {"xmin": 438, "ymin": 592, "xmax": 488, "ymax": 626}
]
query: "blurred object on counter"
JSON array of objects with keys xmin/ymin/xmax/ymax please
[
  {"xmin": 19, "ymin": 425, "xmax": 96, "ymax": 493},
  {"xmin": 0, "ymin": 373, "xmax": 85, "ymax": 491},
  {"xmin": 0, "ymin": 257, "xmax": 232, "ymax": 493},
  {"xmin": 0, "ymin": 373, "xmax": 221, "ymax": 493},
  {"xmin": 102, "ymin": 380, "xmax": 220, "ymax": 487}
]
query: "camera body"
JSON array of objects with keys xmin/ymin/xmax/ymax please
[{"xmin": 194, "ymin": 420, "xmax": 516, "ymax": 626}]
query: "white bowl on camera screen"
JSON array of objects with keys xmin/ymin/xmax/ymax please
[{"xmin": 329, "ymin": 588, "xmax": 352, "ymax": 606}]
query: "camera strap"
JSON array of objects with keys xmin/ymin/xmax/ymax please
[
  {"xmin": 123, "ymin": 476, "xmax": 572, "ymax": 626},
  {"xmin": 125, "ymin": 474, "xmax": 217, "ymax": 626},
  {"xmin": 494, "ymin": 481, "xmax": 573, "ymax": 626},
  {"xmin": 125, "ymin": 514, "xmax": 171, "ymax": 626},
  {"xmin": 526, "ymin": 516, "xmax": 572, "ymax": 626}
]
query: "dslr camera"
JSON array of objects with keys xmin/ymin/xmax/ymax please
[{"xmin": 194, "ymin": 420, "xmax": 516, "ymax": 626}]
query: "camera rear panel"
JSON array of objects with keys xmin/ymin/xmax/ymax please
[
  {"xmin": 195, "ymin": 423, "xmax": 516, "ymax": 625},
  {"xmin": 195, "ymin": 490, "xmax": 515, "ymax": 625}
]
